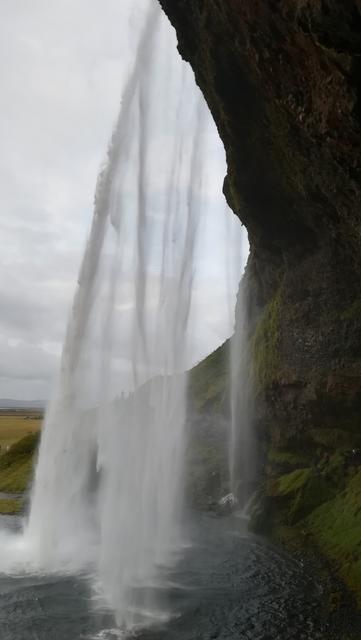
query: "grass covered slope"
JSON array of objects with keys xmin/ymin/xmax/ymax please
[
  {"xmin": 0, "ymin": 499, "xmax": 23, "ymax": 514},
  {"xmin": 253, "ymin": 443, "xmax": 361, "ymax": 607},
  {"xmin": 246, "ymin": 282, "xmax": 361, "ymax": 607},
  {"xmin": 187, "ymin": 341, "xmax": 230, "ymax": 509},
  {"xmin": 306, "ymin": 469, "xmax": 361, "ymax": 606},
  {"xmin": 0, "ymin": 412, "xmax": 42, "ymax": 450},
  {"xmin": 189, "ymin": 340, "xmax": 229, "ymax": 414},
  {"xmin": 0, "ymin": 432, "xmax": 40, "ymax": 514},
  {"xmin": 0, "ymin": 432, "xmax": 40, "ymax": 493}
]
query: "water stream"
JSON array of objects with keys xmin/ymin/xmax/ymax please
[
  {"xmin": 0, "ymin": 0, "xmax": 244, "ymax": 631},
  {"xmin": 0, "ymin": 513, "xmax": 346, "ymax": 640},
  {"xmin": 0, "ymin": 2, "xmax": 354, "ymax": 639}
]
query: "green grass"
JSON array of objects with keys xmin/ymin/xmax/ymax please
[
  {"xmin": 0, "ymin": 499, "xmax": 23, "ymax": 514},
  {"xmin": 268, "ymin": 465, "xmax": 336, "ymax": 524},
  {"xmin": 268, "ymin": 448, "xmax": 312, "ymax": 468},
  {"xmin": 251, "ymin": 289, "xmax": 282, "ymax": 389},
  {"xmin": 306, "ymin": 469, "xmax": 361, "ymax": 605},
  {"xmin": 0, "ymin": 413, "xmax": 41, "ymax": 451},
  {"xmin": 262, "ymin": 451, "xmax": 361, "ymax": 604},
  {"xmin": 268, "ymin": 467, "xmax": 311, "ymax": 497},
  {"xmin": 0, "ymin": 432, "xmax": 40, "ymax": 494},
  {"xmin": 189, "ymin": 341, "xmax": 229, "ymax": 413}
]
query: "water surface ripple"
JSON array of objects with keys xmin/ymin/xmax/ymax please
[{"xmin": 0, "ymin": 513, "xmax": 358, "ymax": 640}]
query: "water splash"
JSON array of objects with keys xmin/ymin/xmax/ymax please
[
  {"xmin": 2, "ymin": 0, "xmax": 241, "ymax": 630},
  {"xmin": 229, "ymin": 277, "xmax": 256, "ymax": 506}
]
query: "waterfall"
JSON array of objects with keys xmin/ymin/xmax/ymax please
[
  {"xmin": 229, "ymin": 279, "xmax": 255, "ymax": 507},
  {"xmin": 6, "ymin": 0, "xmax": 241, "ymax": 630}
]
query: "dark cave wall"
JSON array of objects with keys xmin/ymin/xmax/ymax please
[
  {"xmin": 159, "ymin": 0, "xmax": 361, "ymax": 603},
  {"xmin": 158, "ymin": 0, "xmax": 361, "ymax": 449}
]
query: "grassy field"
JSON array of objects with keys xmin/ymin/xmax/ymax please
[
  {"xmin": 0, "ymin": 498, "xmax": 23, "ymax": 514},
  {"xmin": 0, "ymin": 431, "xmax": 41, "ymax": 515},
  {"xmin": 0, "ymin": 411, "xmax": 42, "ymax": 452},
  {"xmin": 0, "ymin": 412, "xmax": 42, "ymax": 512},
  {"xmin": 0, "ymin": 432, "xmax": 40, "ymax": 494}
]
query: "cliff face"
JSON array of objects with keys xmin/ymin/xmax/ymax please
[
  {"xmin": 159, "ymin": 0, "xmax": 361, "ymax": 602},
  {"xmin": 159, "ymin": 0, "xmax": 361, "ymax": 456}
]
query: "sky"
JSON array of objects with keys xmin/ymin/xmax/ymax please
[{"xmin": 0, "ymin": 0, "xmax": 247, "ymax": 402}]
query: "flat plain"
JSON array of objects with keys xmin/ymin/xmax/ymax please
[{"xmin": 0, "ymin": 411, "xmax": 42, "ymax": 452}]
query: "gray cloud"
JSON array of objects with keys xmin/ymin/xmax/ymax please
[{"xmin": 0, "ymin": 1, "xmax": 246, "ymax": 401}]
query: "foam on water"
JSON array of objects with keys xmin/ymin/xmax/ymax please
[{"xmin": 0, "ymin": 0, "xmax": 244, "ymax": 631}]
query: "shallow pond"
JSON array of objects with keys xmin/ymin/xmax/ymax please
[{"xmin": 0, "ymin": 513, "xmax": 358, "ymax": 640}]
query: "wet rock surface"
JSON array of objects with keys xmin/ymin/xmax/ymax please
[
  {"xmin": 158, "ymin": 0, "xmax": 361, "ymax": 446},
  {"xmin": 159, "ymin": 0, "xmax": 361, "ymax": 600}
]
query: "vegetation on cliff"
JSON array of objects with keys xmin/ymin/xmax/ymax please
[
  {"xmin": 251, "ymin": 440, "xmax": 361, "ymax": 607},
  {"xmin": 251, "ymin": 289, "xmax": 282, "ymax": 389},
  {"xmin": 189, "ymin": 341, "xmax": 229, "ymax": 413},
  {"xmin": 159, "ymin": 0, "xmax": 361, "ymax": 567},
  {"xmin": 187, "ymin": 342, "xmax": 230, "ymax": 509},
  {"xmin": 306, "ymin": 469, "xmax": 361, "ymax": 606}
]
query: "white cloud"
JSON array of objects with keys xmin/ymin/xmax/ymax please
[{"xmin": 0, "ymin": 1, "xmax": 246, "ymax": 401}]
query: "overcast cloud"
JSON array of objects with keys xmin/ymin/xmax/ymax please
[{"xmin": 0, "ymin": 1, "xmax": 246, "ymax": 402}]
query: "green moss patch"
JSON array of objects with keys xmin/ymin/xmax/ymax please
[
  {"xmin": 0, "ymin": 432, "xmax": 39, "ymax": 493},
  {"xmin": 290, "ymin": 473, "xmax": 335, "ymax": 524},
  {"xmin": 306, "ymin": 469, "xmax": 361, "ymax": 606},
  {"xmin": 251, "ymin": 289, "xmax": 281, "ymax": 389},
  {"xmin": 260, "ymin": 449, "xmax": 361, "ymax": 605},
  {"xmin": 268, "ymin": 448, "xmax": 312, "ymax": 470},
  {"xmin": 268, "ymin": 467, "xmax": 335, "ymax": 525},
  {"xmin": 268, "ymin": 467, "xmax": 312, "ymax": 497}
]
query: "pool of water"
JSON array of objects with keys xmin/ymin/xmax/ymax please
[{"xmin": 0, "ymin": 513, "xmax": 358, "ymax": 640}]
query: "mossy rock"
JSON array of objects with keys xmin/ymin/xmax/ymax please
[
  {"xmin": 267, "ymin": 448, "xmax": 313, "ymax": 473},
  {"xmin": 268, "ymin": 467, "xmax": 335, "ymax": 525},
  {"xmin": 268, "ymin": 467, "xmax": 312, "ymax": 497},
  {"xmin": 306, "ymin": 469, "xmax": 361, "ymax": 606},
  {"xmin": 320, "ymin": 451, "xmax": 351, "ymax": 487},
  {"xmin": 309, "ymin": 428, "xmax": 361, "ymax": 451},
  {"xmin": 289, "ymin": 474, "xmax": 335, "ymax": 524},
  {"xmin": 251, "ymin": 289, "xmax": 282, "ymax": 390},
  {"xmin": 262, "ymin": 451, "xmax": 361, "ymax": 603}
]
